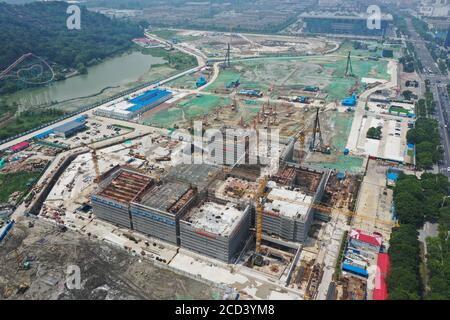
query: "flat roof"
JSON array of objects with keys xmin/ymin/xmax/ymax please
[
  {"xmin": 127, "ymin": 89, "xmax": 171, "ymax": 112},
  {"xmin": 300, "ymin": 11, "xmax": 393, "ymax": 20},
  {"xmin": 11, "ymin": 141, "xmax": 30, "ymax": 151},
  {"xmin": 265, "ymin": 187, "xmax": 312, "ymax": 219},
  {"xmin": 54, "ymin": 120, "xmax": 86, "ymax": 134},
  {"xmin": 183, "ymin": 201, "xmax": 245, "ymax": 237},
  {"xmin": 165, "ymin": 164, "xmax": 220, "ymax": 190},
  {"xmin": 97, "ymin": 169, "xmax": 154, "ymax": 204},
  {"xmin": 97, "ymin": 89, "xmax": 172, "ymax": 115},
  {"xmin": 139, "ymin": 181, "xmax": 193, "ymax": 213},
  {"xmin": 350, "ymin": 229, "xmax": 382, "ymax": 247}
]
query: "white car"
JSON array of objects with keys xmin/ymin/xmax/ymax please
[{"xmin": 447, "ymin": 167, "xmax": 450, "ymax": 173}]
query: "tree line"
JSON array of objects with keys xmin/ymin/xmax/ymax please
[
  {"xmin": 388, "ymin": 173, "xmax": 450, "ymax": 299},
  {"xmin": 0, "ymin": 1, "xmax": 143, "ymax": 94}
]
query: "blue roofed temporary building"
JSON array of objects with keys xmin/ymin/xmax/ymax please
[
  {"xmin": 342, "ymin": 263, "xmax": 369, "ymax": 278},
  {"xmin": 33, "ymin": 129, "xmax": 55, "ymax": 140},
  {"xmin": 95, "ymin": 89, "xmax": 173, "ymax": 120},
  {"xmin": 53, "ymin": 119, "xmax": 87, "ymax": 138},
  {"xmin": 127, "ymin": 89, "xmax": 172, "ymax": 113}
]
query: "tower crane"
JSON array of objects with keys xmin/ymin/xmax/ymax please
[
  {"xmin": 82, "ymin": 143, "xmax": 100, "ymax": 183},
  {"xmin": 253, "ymin": 176, "xmax": 267, "ymax": 266}
]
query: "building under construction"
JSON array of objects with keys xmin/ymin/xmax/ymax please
[
  {"xmin": 130, "ymin": 180, "xmax": 197, "ymax": 245},
  {"xmin": 91, "ymin": 166, "xmax": 251, "ymax": 261},
  {"xmin": 91, "ymin": 163, "xmax": 328, "ymax": 261},
  {"xmin": 92, "ymin": 166, "xmax": 197, "ymax": 245},
  {"xmin": 264, "ymin": 164, "xmax": 328, "ymax": 243},
  {"xmin": 207, "ymin": 126, "xmax": 279, "ymax": 166},
  {"xmin": 180, "ymin": 197, "xmax": 251, "ymax": 263},
  {"xmin": 91, "ymin": 167, "xmax": 155, "ymax": 229}
]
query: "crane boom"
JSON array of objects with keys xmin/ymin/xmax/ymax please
[
  {"xmin": 255, "ymin": 176, "xmax": 267, "ymax": 254},
  {"xmin": 82, "ymin": 143, "xmax": 100, "ymax": 182}
]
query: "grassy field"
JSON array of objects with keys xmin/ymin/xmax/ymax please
[
  {"xmin": 0, "ymin": 103, "xmax": 17, "ymax": 119},
  {"xmin": 0, "ymin": 171, "xmax": 41, "ymax": 203},
  {"xmin": 150, "ymin": 29, "xmax": 201, "ymax": 43},
  {"xmin": 143, "ymin": 94, "xmax": 231, "ymax": 128},
  {"xmin": 141, "ymin": 47, "xmax": 197, "ymax": 71}
]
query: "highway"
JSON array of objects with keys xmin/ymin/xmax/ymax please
[{"xmin": 405, "ymin": 18, "xmax": 450, "ymax": 177}]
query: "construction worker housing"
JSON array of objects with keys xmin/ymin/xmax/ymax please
[{"xmin": 91, "ymin": 132, "xmax": 329, "ymax": 263}]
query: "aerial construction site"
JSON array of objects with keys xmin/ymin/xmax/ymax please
[{"xmin": 1, "ymin": 23, "xmax": 406, "ymax": 301}]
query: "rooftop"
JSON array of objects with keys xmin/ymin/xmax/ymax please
[
  {"xmin": 53, "ymin": 119, "xmax": 86, "ymax": 134},
  {"xmin": 183, "ymin": 201, "xmax": 245, "ymax": 237},
  {"xmin": 350, "ymin": 229, "xmax": 383, "ymax": 247},
  {"xmin": 300, "ymin": 11, "xmax": 393, "ymax": 20},
  {"xmin": 97, "ymin": 169, "xmax": 154, "ymax": 204},
  {"xmin": 139, "ymin": 181, "xmax": 194, "ymax": 213},
  {"xmin": 265, "ymin": 187, "xmax": 312, "ymax": 219},
  {"xmin": 97, "ymin": 89, "xmax": 171, "ymax": 115},
  {"xmin": 214, "ymin": 176, "xmax": 258, "ymax": 203},
  {"xmin": 165, "ymin": 164, "xmax": 220, "ymax": 190}
]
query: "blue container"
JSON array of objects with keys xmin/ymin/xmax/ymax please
[{"xmin": 0, "ymin": 220, "xmax": 15, "ymax": 242}]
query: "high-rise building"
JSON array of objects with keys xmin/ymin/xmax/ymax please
[{"xmin": 300, "ymin": 11, "xmax": 393, "ymax": 37}]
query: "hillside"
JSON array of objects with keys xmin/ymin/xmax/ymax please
[{"xmin": 0, "ymin": 1, "xmax": 142, "ymax": 92}]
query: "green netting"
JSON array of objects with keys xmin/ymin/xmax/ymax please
[
  {"xmin": 143, "ymin": 107, "xmax": 183, "ymax": 127},
  {"xmin": 205, "ymin": 56, "xmax": 388, "ymax": 103},
  {"xmin": 206, "ymin": 69, "xmax": 241, "ymax": 91},
  {"xmin": 167, "ymin": 73, "xmax": 198, "ymax": 89},
  {"xmin": 143, "ymin": 95, "xmax": 231, "ymax": 128},
  {"xmin": 316, "ymin": 155, "xmax": 364, "ymax": 173},
  {"xmin": 332, "ymin": 112, "xmax": 354, "ymax": 150}
]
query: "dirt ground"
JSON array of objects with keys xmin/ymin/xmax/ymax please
[
  {"xmin": 0, "ymin": 218, "xmax": 224, "ymax": 300},
  {"xmin": 353, "ymin": 160, "xmax": 394, "ymax": 240}
]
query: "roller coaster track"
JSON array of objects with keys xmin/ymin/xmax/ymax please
[
  {"xmin": 0, "ymin": 53, "xmax": 33, "ymax": 80},
  {"xmin": 0, "ymin": 53, "xmax": 54, "ymax": 84}
]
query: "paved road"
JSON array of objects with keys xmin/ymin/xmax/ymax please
[
  {"xmin": 0, "ymin": 39, "xmax": 205, "ymax": 152},
  {"xmin": 405, "ymin": 18, "xmax": 450, "ymax": 177}
]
